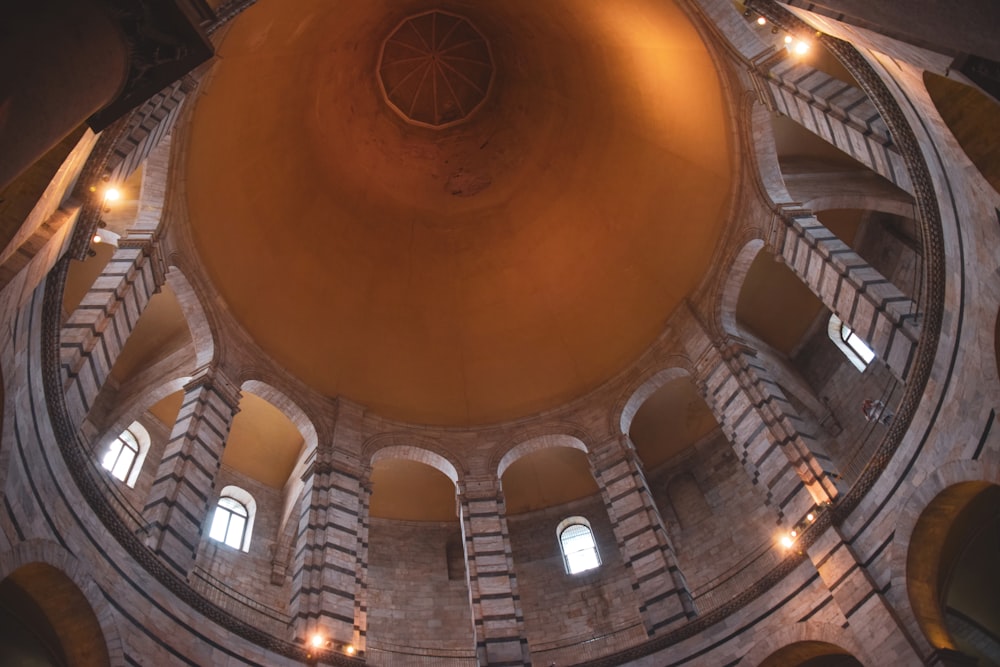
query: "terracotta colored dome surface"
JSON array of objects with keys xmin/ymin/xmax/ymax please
[{"xmin": 185, "ymin": 0, "xmax": 733, "ymax": 425}]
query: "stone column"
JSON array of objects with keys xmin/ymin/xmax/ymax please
[
  {"xmin": 589, "ymin": 435, "xmax": 696, "ymax": 636},
  {"xmin": 752, "ymin": 61, "xmax": 913, "ymax": 194},
  {"xmin": 806, "ymin": 525, "xmax": 925, "ymax": 664},
  {"xmin": 458, "ymin": 477, "xmax": 531, "ymax": 667},
  {"xmin": 768, "ymin": 207, "xmax": 920, "ymax": 381},
  {"xmin": 141, "ymin": 366, "xmax": 241, "ymax": 576},
  {"xmin": 289, "ymin": 450, "xmax": 370, "ymax": 655},
  {"xmin": 59, "ymin": 233, "xmax": 166, "ymax": 427},
  {"xmin": 691, "ymin": 336, "xmax": 840, "ymax": 525}
]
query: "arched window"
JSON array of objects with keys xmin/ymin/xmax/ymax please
[
  {"xmin": 100, "ymin": 422, "xmax": 150, "ymax": 488},
  {"xmin": 828, "ymin": 314, "xmax": 875, "ymax": 371},
  {"xmin": 208, "ymin": 486, "xmax": 256, "ymax": 552},
  {"xmin": 557, "ymin": 517, "xmax": 601, "ymax": 574}
]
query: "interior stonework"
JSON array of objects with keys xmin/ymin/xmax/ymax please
[{"xmin": 1, "ymin": 1, "xmax": 1000, "ymax": 666}]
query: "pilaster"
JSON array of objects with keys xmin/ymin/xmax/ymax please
[
  {"xmin": 770, "ymin": 206, "xmax": 920, "ymax": 381},
  {"xmin": 458, "ymin": 477, "xmax": 531, "ymax": 667},
  {"xmin": 589, "ymin": 435, "xmax": 696, "ymax": 637},
  {"xmin": 141, "ymin": 365, "xmax": 241, "ymax": 576},
  {"xmin": 59, "ymin": 235, "xmax": 165, "ymax": 428}
]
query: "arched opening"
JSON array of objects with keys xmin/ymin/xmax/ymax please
[
  {"xmin": 556, "ymin": 517, "xmax": 601, "ymax": 574},
  {"xmin": 758, "ymin": 640, "xmax": 863, "ymax": 667},
  {"xmin": 499, "ymin": 444, "xmax": 642, "ymax": 663},
  {"xmin": 907, "ymin": 482, "xmax": 1000, "ymax": 665},
  {"xmin": 365, "ymin": 455, "xmax": 473, "ymax": 660},
  {"xmin": 923, "ymin": 72, "xmax": 1000, "ymax": 195},
  {"xmin": 100, "ymin": 420, "xmax": 151, "ymax": 488},
  {"xmin": 626, "ymin": 374, "xmax": 777, "ymax": 612},
  {"xmin": 0, "ymin": 563, "xmax": 110, "ymax": 666},
  {"xmin": 208, "ymin": 485, "xmax": 257, "ymax": 552}
]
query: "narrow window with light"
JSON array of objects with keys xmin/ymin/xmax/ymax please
[
  {"xmin": 208, "ymin": 486, "xmax": 256, "ymax": 552},
  {"xmin": 828, "ymin": 314, "xmax": 875, "ymax": 371},
  {"xmin": 101, "ymin": 422, "xmax": 150, "ymax": 488},
  {"xmin": 557, "ymin": 517, "xmax": 601, "ymax": 574}
]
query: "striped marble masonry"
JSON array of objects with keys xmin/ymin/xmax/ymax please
[
  {"xmin": 589, "ymin": 435, "xmax": 697, "ymax": 636},
  {"xmin": 289, "ymin": 457, "xmax": 370, "ymax": 654},
  {"xmin": 142, "ymin": 368, "xmax": 241, "ymax": 576},
  {"xmin": 458, "ymin": 479, "xmax": 532, "ymax": 667},
  {"xmin": 775, "ymin": 210, "xmax": 920, "ymax": 382}
]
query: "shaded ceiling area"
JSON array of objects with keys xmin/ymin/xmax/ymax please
[
  {"xmin": 222, "ymin": 393, "xmax": 304, "ymax": 489},
  {"xmin": 147, "ymin": 389, "xmax": 304, "ymax": 490},
  {"xmin": 736, "ymin": 249, "xmax": 825, "ymax": 356},
  {"xmin": 758, "ymin": 641, "xmax": 860, "ymax": 667},
  {"xmin": 924, "ymin": 73, "xmax": 1000, "ymax": 196},
  {"xmin": 109, "ymin": 285, "xmax": 191, "ymax": 383},
  {"xmin": 501, "ymin": 447, "xmax": 598, "ymax": 515},
  {"xmin": 369, "ymin": 458, "xmax": 458, "ymax": 521},
  {"xmin": 629, "ymin": 376, "xmax": 718, "ymax": 470},
  {"xmin": 0, "ymin": 563, "xmax": 110, "ymax": 667},
  {"xmin": 185, "ymin": 0, "xmax": 733, "ymax": 426}
]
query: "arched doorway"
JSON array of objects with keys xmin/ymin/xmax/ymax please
[
  {"xmin": 908, "ymin": 482, "xmax": 1000, "ymax": 665},
  {"xmin": 0, "ymin": 562, "xmax": 110, "ymax": 666},
  {"xmin": 759, "ymin": 640, "xmax": 864, "ymax": 667}
]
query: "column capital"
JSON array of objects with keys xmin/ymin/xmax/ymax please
[
  {"xmin": 117, "ymin": 232, "xmax": 167, "ymax": 288},
  {"xmin": 457, "ymin": 476, "xmax": 502, "ymax": 502},
  {"xmin": 183, "ymin": 364, "xmax": 242, "ymax": 412}
]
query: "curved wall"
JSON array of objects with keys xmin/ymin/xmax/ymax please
[{"xmin": 1, "ymin": 0, "xmax": 999, "ymax": 666}]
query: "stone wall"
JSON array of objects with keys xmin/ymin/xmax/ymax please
[{"xmin": 366, "ymin": 518, "xmax": 475, "ymax": 655}]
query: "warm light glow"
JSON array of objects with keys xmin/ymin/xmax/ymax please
[
  {"xmin": 345, "ymin": 645, "xmax": 356, "ymax": 655},
  {"xmin": 784, "ymin": 35, "xmax": 793, "ymax": 44},
  {"xmin": 780, "ymin": 535, "xmax": 794, "ymax": 549},
  {"xmin": 807, "ymin": 512, "xmax": 815, "ymax": 522},
  {"xmin": 790, "ymin": 529, "xmax": 797, "ymax": 537},
  {"xmin": 310, "ymin": 634, "xmax": 324, "ymax": 649},
  {"xmin": 104, "ymin": 187, "xmax": 121, "ymax": 202},
  {"xmin": 756, "ymin": 16, "xmax": 766, "ymax": 25},
  {"xmin": 93, "ymin": 234, "xmax": 102, "ymax": 244},
  {"xmin": 793, "ymin": 40, "xmax": 810, "ymax": 55}
]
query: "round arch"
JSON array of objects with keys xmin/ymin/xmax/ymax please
[
  {"xmin": 741, "ymin": 621, "xmax": 870, "ymax": 667},
  {"xmin": 890, "ymin": 459, "xmax": 1000, "ymax": 656},
  {"xmin": 719, "ymin": 238, "xmax": 766, "ymax": 336},
  {"xmin": 495, "ymin": 432, "xmax": 589, "ymax": 481},
  {"xmin": 366, "ymin": 439, "xmax": 461, "ymax": 484},
  {"xmin": 0, "ymin": 540, "xmax": 124, "ymax": 666},
  {"xmin": 615, "ymin": 366, "xmax": 692, "ymax": 436},
  {"xmin": 164, "ymin": 268, "xmax": 215, "ymax": 368}
]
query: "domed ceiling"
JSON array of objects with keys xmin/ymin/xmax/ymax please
[{"xmin": 185, "ymin": 0, "xmax": 732, "ymax": 426}]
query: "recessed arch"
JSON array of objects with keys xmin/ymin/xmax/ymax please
[
  {"xmin": 628, "ymin": 375, "xmax": 719, "ymax": 471},
  {"xmin": 165, "ymin": 268, "xmax": 215, "ymax": 368},
  {"xmin": 0, "ymin": 540, "xmax": 123, "ymax": 666},
  {"xmin": 741, "ymin": 622, "xmax": 870, "ymax": 667},
  {"xmin": 368, "ymin": 446, "xmax": 460, "ymax": 521},
  {"xmin": 499, "ymin": 440, "xmax": 597, "ymax": 516},
  {"xmin": 616, "ymin": 366, "xmax": 691, "ymax": 436},
  {"xmin": 496, "ymin": 433, "xmax": 589, "ymax": 481},
  {"xmin": 923, "ymin": 72, "xmax": 1000, "ymax": 196},
  {"xmin": 720, "ymin": 238, "xmax": 766, "ymax": 337},
  {"xmin": 367, "ymin": 441, "xmax": 460, "ymax": 484},
  {"xmin": 758, "ymin": 641, "xmax": 863, "ymax": 667},
  {"xmin": 905, "ymin": 480, "xmax": 1000, "ymax": 656},
  {"xmin": 889, "ymin": 458, "xmax": 1000, "ymax": 659}
]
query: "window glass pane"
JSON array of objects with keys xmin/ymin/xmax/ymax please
[
  {"xmin": 120, "ymin": 429, "xmax": 139, "ymax": 453},
  {"xmin": 845, "ymin": 329, "xmax": 876, "ymax": 364},
  {"xmin": 101, "ymin": 439, "xmax": 123, "ymax": 473},
  {"xmin": 209, "ymin": 508, "xmax": 231, "ymax": 542},
  {"xmin": 218, "ymin": 496, "xmax": 248, "ymax": 516},
  {"xmin": 561, "ymin": 523, "xmax": 600, "ymax": 574},
  {"xmin": 110, "ymin": 447, "xmax": 135, "ymax": 482},
  {"xmin": 224, "ymin": 514, "xmax": 246, "ymax": 549}
]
